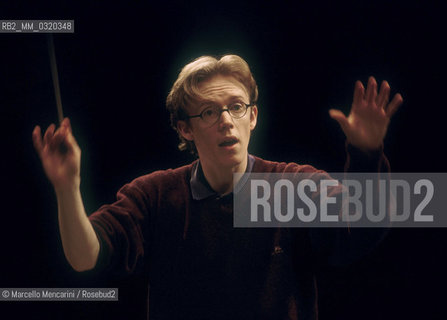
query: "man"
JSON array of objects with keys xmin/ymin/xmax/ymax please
[{"xmin": 32, "ymin": 55, "xmax": 403, "ymax": 319}]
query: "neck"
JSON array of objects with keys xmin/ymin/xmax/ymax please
[{"xmin": 201, "ymin": 155, "xmax": 248, "ymax": 195}]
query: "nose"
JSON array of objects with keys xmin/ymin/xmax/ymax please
[{"xmin": 218, "ymin": 109, "xmax": 234, "ymax": 129}]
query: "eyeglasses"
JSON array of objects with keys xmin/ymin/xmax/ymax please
[{"xmin": 186, "ymin": 102, "xmax": 255, "ymax": 125}]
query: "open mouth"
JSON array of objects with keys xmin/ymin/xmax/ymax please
[{"xmin": 219, "ymin": 137, "xmax": 238, "ymax": 147}]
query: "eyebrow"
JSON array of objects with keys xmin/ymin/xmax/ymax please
[{"xmin": 198, "ymin": 96, "xmax": 248, "ymax": 107}]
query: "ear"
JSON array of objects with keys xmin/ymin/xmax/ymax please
[
  {"xmin": 177, "ymin": 120, "xmax": 194, "ymax": 141},
  {"xmin": 249, "ymin": 105, "xmax": 258, "ymax": 130}
]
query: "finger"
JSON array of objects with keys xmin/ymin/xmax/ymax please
[
  {"xmin": 329, "ymin": 109, "xmax": 350, "ymax": 134},
  {"xmin": 386, "ymin": 93, "xmax": 403, "ymax": 118},
  {"xmin": 65, "ymin": 130, "xmax": 80, "ymax": 155},
  {"xmin": 52, "ymin": 122, "xmax": 80, "ymax": 155},
  {"xmin": 43, "ymin": 123, "xmax": 56, "ymax": 147},
  {"xmin": 365, "ymin": 76, "xmax": 378, "ymax": 105},
  {"xmin": 376, "ymin": 81, "xmax": 390, "ymax": 109},
  {"xmin": 32, "ymin": 126, "xmax": 43, "ymax": 155},
  {"xmin": 49, "ymin": 125, "xmax": 70, "ymax": 153},
  {"xmin": 61, "ymin": 117, "xmax": 72, "ymax": 133},
  {"xmin": 353, "ymin": 81, "xmax": 365, "ymax": 109}
]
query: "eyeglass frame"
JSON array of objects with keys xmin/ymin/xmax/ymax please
[{"xmin": 185, "ymin": 101, "xmax": 256, "ymax": 125}]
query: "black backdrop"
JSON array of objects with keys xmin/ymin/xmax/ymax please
[{"xmin": 1, "ymin": 1, "xmax": 446, "ymax": 319}]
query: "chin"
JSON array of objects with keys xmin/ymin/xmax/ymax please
[{"xmin": 219, "ymin": 152, "xmax": 245, "ymax": 168}]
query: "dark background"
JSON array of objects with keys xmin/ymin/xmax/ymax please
[{"xmin": 1, "ymin": 1, "xmax": 446, "ymax": 319}]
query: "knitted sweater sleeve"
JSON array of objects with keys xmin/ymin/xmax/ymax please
[
  {"xmin": 88, "ymin": 176, "xmax": 151, "ymax": 275},
  {"xmin": 309, "ymin": 144, "xmax": 391, "ymax": 266},
  {"xmin": 86, "ymin": 164, "xmax": 191, "ymax": 276}
]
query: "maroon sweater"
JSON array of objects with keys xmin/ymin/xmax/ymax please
[{"xmin": 89, "ymin": 151, "xmax": 388, "ymax": 320}]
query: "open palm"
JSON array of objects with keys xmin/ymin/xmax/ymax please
[{"xmin": 329, "ymin": 76, "xmax": 403, "ymax": 151}]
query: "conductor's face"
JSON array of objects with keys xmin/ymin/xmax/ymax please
[{"xmin": 178, "ymin": 74, "xmax": 258, "ymax": 170}]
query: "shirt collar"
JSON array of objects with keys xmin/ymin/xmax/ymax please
[{"xmin": 190, "ymin": 154, "xmax": 255, "ymax": 200}]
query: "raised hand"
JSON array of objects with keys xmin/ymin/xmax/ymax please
[
  {"xmin": 329, "ymin": 76, "xmax": 403, "ymax": 151},
  {"xmin": 32, "ymin": 118, "xmax": 81, "ymax": 190}
]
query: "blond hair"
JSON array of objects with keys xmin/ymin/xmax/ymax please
[{"xmin": 166, "ymin": 55, "xmax": 258, "ymax": 154}]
